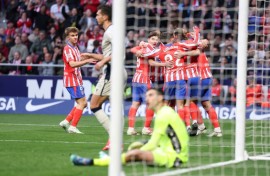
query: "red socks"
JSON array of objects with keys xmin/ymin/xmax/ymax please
[
  {"xmin": 184, "ymin": 106, "xmax": 191, "ymax": 127},
  {"xmin": 71, "ymin": 108, "xmax": 83, "ymax": 127},
  {"xmin": 66, "ymin": 107, "xmax": 76, "ymax": 122},
  {"xmin": 128, "ymin": 107, "xmax": 137, "ymax": 128},
  {"xmin": 190, "ymin": 102, "xmax": 203, "ymax": 124},
  {"xmin": 144, "ymin": 108, "xmax": 154, "ymax": 128},
  {"xmin": 207, "ymin": 106, "xmax": 220, "ymax": 128}
]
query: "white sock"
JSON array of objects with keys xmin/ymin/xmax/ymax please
[{"xmin": 94, "ymin": 109, "xmax": 110, "ymax": 134}]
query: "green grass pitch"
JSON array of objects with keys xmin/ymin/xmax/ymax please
[{"xmin": 0, "ymin": 114, "xmax": 269, "ymax": 176}]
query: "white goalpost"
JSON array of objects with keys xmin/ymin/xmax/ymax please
[
  {"xmin": 235, "ymin": 0, "xmax": 248, "ymax": 162},
  {"xmin": 111, "ymin": 0, "xmax": 269, "ymax": 175},
  {"xmin": 109, "ymin": 1, "xmax": 126, "ymax": 176}
]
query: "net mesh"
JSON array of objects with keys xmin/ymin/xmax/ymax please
[{"xmin": 124, "ymin": 0, "xmax": 269, "ymax": 175}]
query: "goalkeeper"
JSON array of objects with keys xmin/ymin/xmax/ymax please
[{"xmin": 70, "ymin": 88, "xmax": 189, "ymax": 168}]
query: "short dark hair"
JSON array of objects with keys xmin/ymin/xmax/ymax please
[
  {"xmin": 147, "ymin": 88, "xmax": 164, "ymax": 96},
  {"xmin": 173, "ymin": 28, "xmax": 187, "ymax": 40},
  {"xmin": 97, "ymin": 5, "xmax": 112, "ymax": 21},
  {"xmin": 148, "ymin": 30, "xmax": 161, "ymax": 39}
]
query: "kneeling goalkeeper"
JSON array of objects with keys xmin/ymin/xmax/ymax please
[{"xmin": 71, "ymin": 88, "xmax": 189, "ymax": 168}]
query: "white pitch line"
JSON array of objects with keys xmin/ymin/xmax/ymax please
[
  {"xmin": 0, "ymin": 123, "xmax": 98, "ymax": 128},
  {"xmin": 0, "ymin": 139, "xmax": 235, "ymax": 148},
  {"xmin": 0, "ymin": 139, "xmax": 106, "ymax": 144},
  {"xmin": 0, "ymin": 139, "xmax": 131, "ymax": 145}
]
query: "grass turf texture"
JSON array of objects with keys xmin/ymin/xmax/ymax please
[{"xmin": 0, "ymin": 114, "xmax": 269, "ymax": 176}]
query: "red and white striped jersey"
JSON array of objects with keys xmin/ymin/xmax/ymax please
[
  {"xmin": 62, "ymin": 43, "xmax": 83, "ymax": 87},
  {"xmin": 198, "ymin": 52, "xmax": 213, "ymax": 79},
  {"xmin": 160, "ymin": 45, "xmax": 186, "ymax": 82},
  {"xmin": 131, "ymin": 45, "xmax": 155, "ymax": 84},
  {"xmin": 182, "ymin": 30, "xmax": 200, "ymax": 79},
  {"xmin": 149, "ymin": 57, "xmax": 165, "ymax": 82}
]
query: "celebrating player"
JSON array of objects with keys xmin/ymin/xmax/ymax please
[
  {"xmin": 127, "ymin": 30, "xmax": 173, "ymax": 136},
  {"xmin": 189, "ymin": 40, "xmax": 223, "ymax": 137}
]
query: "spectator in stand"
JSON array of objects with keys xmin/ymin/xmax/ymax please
[
  {"xmin": 66, "ymin": 0, "xmax": 81, "ymax": 10},
  {"xmin": 178, "ymin": 0, "xmax": 191, "ymax": 28},
  {"xmin": 21, "ymin": 32, "xmax": 32, "ymax": 50},
  {"xmin": 0, "ymin": 53, "xmax": 9, "ymax": 74},
  {"xmin": 8, "ymin": 35, "xmax": 29, "ymax": 61},
  {"xmin": 48, "ymin": 26, "xmax": 58, "ymax": 43},
  {"xmin": 21, "ymin": 55, "xmax": 39, "ymax": 75},
  {"xmin": 211, "ymin": 46, "xmax": 221, "ymax": 63},
  {"xmin": 5, "ymin": 35, "xmax": 15, "ymax": 49},
  {"xmin": 213, "ymin": 7, "xmax": 223, "ymax": 34},
  {"xmin": 5, "ymin": 21, "xmax": 16, "ymax": 37},
  {"xmin": 211, "ymin": 77, "xmax": 224, "ymax": 105},
  {"xmin": 81, "ymin": 0, "xmax": 100, "ymax": 15},
  {"xmin": 246, "ymin": 76, "xmax": 263, "ymax": 107},
  {"xmin": 28, "ymin": 4, "xmax": 52, "ymax": 32},
  {"xmin": 226, "ymin": 78, "xmax": 237, "ymax": 105},
  {"xmin": 0, "ymin": 37, "xmax": 9, "ymax": 58},
  {"xmin": 86, "ymin": 25, "xmax": 103, "ymax": 42},
  {"xmin": 38, "ymin": 53, "xmax": 54, "ymax": 76},
  {"xmin": 203, "ymin": 0, "xmax": 213, "ymax": 30},
  {"xmin": 0, "ymin": 27, "xmax": 6, "ymax": 42},
  {"xmin": 126, "ymin": 0, "xmax": 136, "ymax": 28},
  {"xmin": 17, "ymin": 11, "xmax": 32, "ymax": 34},
  {"xmin": 137, "ymin": 2, "xmax": 147, "ymax": 27},
  {"xmin": 5, "ymin": 0, "xmax": 19, "ymax": 25},
  {"xmin": 79, "ymin": 9, "xmax": 97, "ymax": 32},
  {"xmin": 248, "ymin": 8, "xmax": 260, "ymax": 34},
  {"xmin": 191, "ymin": 0, "xmax": 203, "ymax": 26},
  {"xmin": 92, "ymin": 40, "xmax": 102, "ymax": 54},
  {"xmin": 62, "ymin": 7, "xmax": 81, "ymax": 29},
  {"xmin": 30, "ymin": 30, "xmax": 52, "ymax": 57},
  {"xmin": 52, "ymin": 46, "xmax": 63, "ymax": 76},
  {"xmin": 36, "ymin": 46, "xmax": 50, "ymax": 64},
  {"xmin": 28, "ymin": 27, "xmax": 40, "ymax": 43},
  {"xmin": 50, "ymin": 0, "xmax": 70, "ymax": 34},
  {"xmin": 9, "ymin": 51, "xmax": 23, "ymax": 75},
  {"xmin": 29, "ymin": 0, "xmax": 44, "ymax": 12},
  {"xmin": 52, "ymin": 35, "xmax": 64, "ymax": 49}
]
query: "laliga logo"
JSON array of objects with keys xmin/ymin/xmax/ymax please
[{"xmin": 0, "ymin": 97, "xmax": 16, "ymax": 111}]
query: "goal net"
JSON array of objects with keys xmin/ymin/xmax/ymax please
[
  {"xmin": 245, "ymin": 0, "xmax": 270, "ymax": 162},
  {"xmin": 121, "ymin": 0, "xmax": 270, "ymax": 176}
]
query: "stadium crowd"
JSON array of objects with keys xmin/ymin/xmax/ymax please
[{"xmin": 0, "ymin": 0, "xmax": 269, "ymax": 105}]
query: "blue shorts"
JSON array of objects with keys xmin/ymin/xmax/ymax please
[
  {"xmin": 186, "ymin": 77, "xmax": 200, "ymax": 99},
  {"xmin": 200, "ymin": 78, "xmax": 212, "ymax": 101},
  {"xmin": 66, "ymin": 86, "xmax": 85, "ymax": 99},
  {"xmin": 132, "ymin": 82, "xmax": 151, "ymax": 103},
  {"xmin": 164, "ymin": 80, "xmax": 186, "ymax": 100}
]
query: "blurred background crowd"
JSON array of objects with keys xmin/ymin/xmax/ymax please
[{"xmin": 0, "ymin": 0, "xmax": 269, "ymax": 105}]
